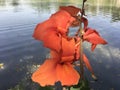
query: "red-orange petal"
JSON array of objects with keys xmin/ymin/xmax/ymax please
[
  {"xmin": 50, "ymin": 50, "xmax": 60, "ymax": 59},
  {"xmin": 59, "ymin": 6, "xmax": 81, "ymax": 17},
  {"xmin": 31, "ymin": 59, "xmax": 58, "ymax": 86},
  {"xmin": 74, "ymin": 37, "xmax": 81, "ymax": 60},
  {"xmin": 83, "ymin": 54, "xmax": 94, "ymax": 74},
  {"xmin": 61, "ymin": 55, "xmax": 74, "ymax": 63},
  {"xmin": 61, "ymin": 37, "xmax": 75, "ymax": 57},
  {"xmin": 56, "ymin": 63, "xmax": 80, "ymax": 86},
  {"xmin": 91, "ymin": 44, "xmax": 97, "ymax": 51},
  {"xmin": 43, "ymin": 29, "xmax": 61, "ymax": 52},
  {"xmin": 33, "ymin": 19, "xmax": 56, "ymax": 41},
  {"xmin": 32, "ymin": 58, "xmax": 80, "ymax": 86},
  {"xmin": 50, "ymin": 10, "xmax": 75, "ymax": 34},
  {"xmin": 59, "ymin": 6, "xmax": 81, "ymax": 27},
  {"xmin": 83, "ymin": 28, "xmax": 107, "ymax": 51},
  {"xmin": 50, "ymin": 50, "xmax": 74, "ymax": 63}
]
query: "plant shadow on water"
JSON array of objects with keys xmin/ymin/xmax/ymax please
[{"xmin": 0, "ymin": 0, "xmax": 120, "ymax": 90}]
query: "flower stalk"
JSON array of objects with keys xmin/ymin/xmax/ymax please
[{"xmin": 78, "ymin": 0, "xmax": 87, "ymax": 80}]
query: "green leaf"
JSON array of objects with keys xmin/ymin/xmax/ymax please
[
  {"xmin": 38, "ymin": 86, "xmax": 53, "ymax": 90},
  {"xmin": 70, "ymin": 87, "xmax": 80, "ymax": 90},
  {"xmin": 72, "ymin": 79, "xmax": 90, "ymax": 90}
]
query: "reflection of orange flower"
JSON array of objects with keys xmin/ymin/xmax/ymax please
[{"xmin": 32, "ymin": 50, "xmax": 80, "ymax": 86}]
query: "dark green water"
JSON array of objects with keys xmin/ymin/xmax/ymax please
[{"xmin": 0, "ymin": 0, "xmax": 120, "ymax": 90}]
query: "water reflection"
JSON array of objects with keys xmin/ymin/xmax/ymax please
[
  {"xmin": 11, "ymin": 0, "xmax": 20, "ymax": 12},
  {"xmin": 83, "ymin": 42, "xmax": 120, "ymax": 90},
  {"xmin": 0, "ymin": 0, "xmax": 120, "ymax": 22},
  {"xmin": 0, "ymin": 0, "xmax": 6, "ymax": 6},
  {"xmin": 11, "ymin": 0, "xmax": 19, "ymax": 6},
  {"xmin": 0, "ymin": 0, "xmax": 21, "ymax": 12},
  {"xmin": 29, "ymin": 1, "xmax": 58, "ymax": 15},
  {"xmin": 0, "ymin": 0, "xmax": 120, "ymax": 90},
  {"xmin": 86, "ymin": 0, "xmax": 120, "ymax": 22},
  {"xmin": 29, "ymin": 0, "xmax": 120, "ymax": 22},
  {"xmin": 111, "ymin": 7, "xmax": 120, "ymax": 22}
]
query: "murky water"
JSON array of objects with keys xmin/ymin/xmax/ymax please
[{"xmin": 0, "ymin": 0, "xmax": 120, "ymax": 90}]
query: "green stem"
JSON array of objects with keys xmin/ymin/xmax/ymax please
[
  {"xmin": 68, "ymin": 87, "xmax": 70, "ymax": 90},
  {"xmin": 79, "ymin": 18, "xmax": 84, "ymax": 80},
  {"xmin": 79, "ymin": 0, "xmax": 86, "ymax": 80}
]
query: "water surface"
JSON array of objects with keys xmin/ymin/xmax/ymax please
[{"xmin": 0, "ymin": 0, "xmax": 120, "ymax": 90}]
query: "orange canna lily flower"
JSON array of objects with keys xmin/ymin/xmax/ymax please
[
  {"xmin": 32, "ymin": 5, "xmax": 108, "ymax": 87},
  {"xmin": 32, "ymin": 50, "xmax": 80, "ymax": 87},
  {"xmin": 83, "ymin": 28, "xmax": 107, "ymax": 51}
]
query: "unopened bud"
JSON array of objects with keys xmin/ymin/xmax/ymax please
[{"xmin": 91, "ymin": 74, "xmax": 98, "ymax": 81}]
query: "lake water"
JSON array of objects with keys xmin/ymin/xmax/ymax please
[{"xmin": 0, "ymin": 0, "xmax": 120, "ymax": 90}]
